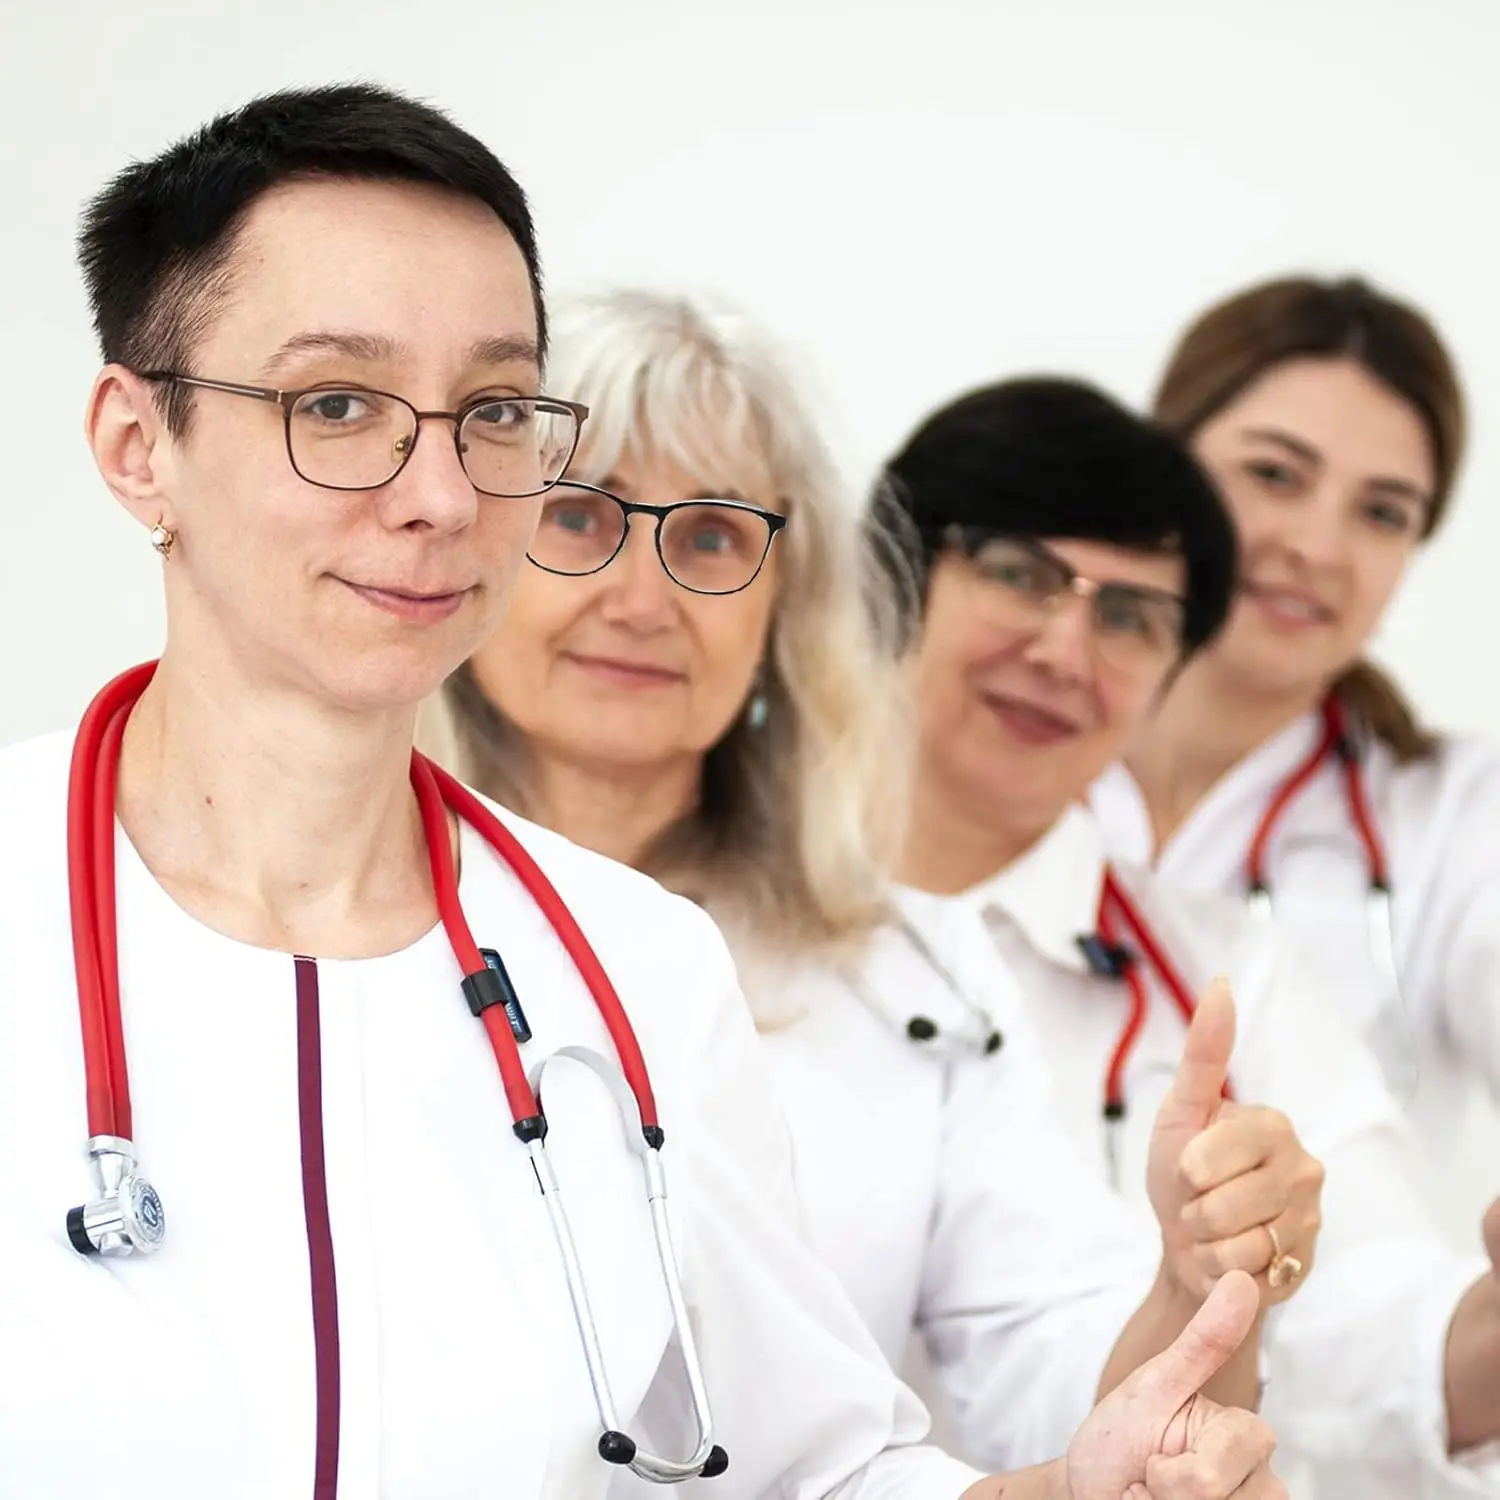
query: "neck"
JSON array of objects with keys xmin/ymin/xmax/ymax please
[
  {"xmin": 529, "ymin": 751, "xmax": 702, "ymax": 870},
  {"xmin": 1126, "ymin": 653, "xmax": 1325, "ymax": 851},
  {"xmin": 897, "ymin": 759, "xmax": 1060, "ymax": 895},
  {"xmin": 116, "ymin": 647, "xmax": 434, "ymax": 958}
]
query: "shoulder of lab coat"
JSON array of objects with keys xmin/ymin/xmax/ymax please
[
  {"xmin": 0, "ymin": 731, "xmax": 981, "ymax": 1500},
  {"xmin": 1385, "ymin": 733, "xmax": 1500, "ymax": 1100},
  {"xmin": 1113, "ymin": 860, "xmax": 1500, "ymax": 1492},
  {"xmin": 1092, "ymin": 729, "xmax": 1500, "ymax": 1107},
  {"xmin": 754, "ymin": 895, "xmax": 1157, "ymax": 1476}
]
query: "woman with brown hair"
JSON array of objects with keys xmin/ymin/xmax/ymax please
[{"xmin": 1092, "ymin": 274, "xmax": 1500, "ymax": 1251}]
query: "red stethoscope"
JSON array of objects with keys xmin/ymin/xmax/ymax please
[
  {"xmin": 1092, "ymin": 696, "xmax": 1405, "ymax": 1184},
  {"xmin": 63, "ymin": 660, "xmax": 727, "ymax": 1484},
  {"xmin": 1246, "ymin": 694, "xmax": 1412, "ymax": 1098},
  {"xmin": 1092, "ymin": 867, "xmax": 1234, "ymax": 1189}
]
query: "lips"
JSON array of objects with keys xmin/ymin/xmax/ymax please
[
  {"xmin": 340, "ymin": 579, "xmax": 472, "ymax": 623},
  {"xmin": 562, "ymin": 651, "xmax": 686, "ymax": 686},
  {"xmin": 980, "ymin": 691, "xmax": 1081, "ymax": 746},
  {"xmin": 1242, "ymin": 582, "xmax": 1336, "ymax": 627}
]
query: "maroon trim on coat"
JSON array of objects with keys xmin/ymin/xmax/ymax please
[{"xmin": 296, "ymin": 955, "xmax": 340, "ymax": 1499}]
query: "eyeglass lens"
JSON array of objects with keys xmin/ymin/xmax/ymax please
[
  {"xmin": 287, "ymin": 389, "xmax": 579, "ymax": 497},
  {"xmin": 969, "ymin": 538, "xmax": 1183, "ymax": 664},
  {"xmin": 529, "ymin": 484, "xmax": 776, "ymax": 594}
]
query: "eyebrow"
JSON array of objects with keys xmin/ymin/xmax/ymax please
[
  {"xmin": 468, "ymin": 334, "xmax": 541, "ymax": 368},
  {"xmin": 1239, "ymin": 426, "xmax": 1322, "ymax": 466},
  {"xmin": 260, "ymin": 330, "xmax": 541, "ymax": 381},
  {"xmin": 1238, "ymin": 425, "xmax": 1430, "ymax": 503}
]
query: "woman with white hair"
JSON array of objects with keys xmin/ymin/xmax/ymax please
[{"xmin": 423, "ymin": 287, "xmax": 1322, "ymax": 1473}]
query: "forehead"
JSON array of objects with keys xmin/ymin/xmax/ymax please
[
  {"xmin": 589, "ymin": 432, "xmax": 779, "ymax": 508},
  {"xmin": 200, "ymin": 176, "xmax": 538, "ymax": 378},
  {"xmin": 1200, "ymin": 357, "xmax": 1435, "ymax": 487},
  {"xmin": 1040, "ymin": 536, "xmax": 1185, "ymax": 593}
]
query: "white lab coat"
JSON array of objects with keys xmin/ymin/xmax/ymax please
[
  {"xmin": 1092, "ymin": 718, "xmax": 1500, "ymax": 1252},
  {"xmin": 912, "ymin": 804, "xmax": 1500, "ymax": 1500},
  {"xmin": 746, "ymin": 918, "xmax": 1160, "ymax": 1473},
  {"xmin": 0, "ymin": 729, "xmax": 985, "ymax": 1500}
]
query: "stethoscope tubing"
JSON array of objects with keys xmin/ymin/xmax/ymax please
[{"xmin": 63, "ymin": 660, "xmax": 725, "ymax": 1483}]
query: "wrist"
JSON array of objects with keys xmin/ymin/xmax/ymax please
[
  {"xmin": 960, "ymin": 1457, "xmax": 1070, "ymax": 1500},
  {"xmin": 1153, "ymin": 1251, "xmax": 1207, "ymax": 1315}
]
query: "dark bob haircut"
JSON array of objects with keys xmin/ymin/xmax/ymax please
[{"xmin": 871, "ymin": 375, "xmax": 1239, "ymax": 657}]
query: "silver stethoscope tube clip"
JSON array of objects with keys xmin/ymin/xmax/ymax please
[
  {"xmin": 66, "ymin": 1135, "xmax": 166, "ymax": 1258},
  {"xmin": 529, "ymin": 1047, "xmax": 725, "ymax": 1483},
  {"xmin": 1365, "ymin": 885, "xmax": 1419, "ymax": 1101}
]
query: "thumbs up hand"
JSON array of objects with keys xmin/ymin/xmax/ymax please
[
  {"xmin": 1146, "ymin": 979, "xmax": 1324, "ymax": 1305},
  {"xmin": 1065, "ymin": 1271, "xmax": 1286, "ymax": 1500}
]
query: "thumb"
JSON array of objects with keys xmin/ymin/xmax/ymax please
[
  {"xmin": 1482, "ymin": 1198, "xmax": 1500, "ymax": 1270},
  {"xmin": 1122, "ymin": 1269, "xmax": 1258, "ymax": 1411},
  {"xmin": 1164, "ymin": 976, "xmax": 1236, "ymax": 1126}
]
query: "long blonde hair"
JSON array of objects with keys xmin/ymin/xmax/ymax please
[{"xmin": 424, "ymin": 288, "xmax": 910, "ymax": 992}]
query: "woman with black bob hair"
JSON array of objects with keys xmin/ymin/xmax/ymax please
[{"xmin": 877, "ymin": 374, "xmax": 1500, "ymax": 1500}]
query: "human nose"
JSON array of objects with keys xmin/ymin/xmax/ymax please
[
  {"xmin": 1021, "ymin": 586, "xmax": 1095, "ymax": 682},
  {"xmin": 1268, "ymin": 481, "xmax": 1350, "ymax": 570},
  {"xmin": 378, "ymin": 415, "xmax": 481, "ymax": 535},
  {"xmin": 599, "ymin": 516, "xmax": 679, "ymax": 628}
]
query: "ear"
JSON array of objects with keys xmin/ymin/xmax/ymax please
[{"xmin": 84, "ymin": 365, "xmax": 178, "ymax": 534}]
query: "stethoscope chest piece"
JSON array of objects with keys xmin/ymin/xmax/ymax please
[{"xmin": 66, "ymin": 1135, "xmax": 166, "ymax": 1257}]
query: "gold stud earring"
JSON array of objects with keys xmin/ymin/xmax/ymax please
[{"xmin": 149, "ymin": 522, "xmax": 175, "ymax": 559}]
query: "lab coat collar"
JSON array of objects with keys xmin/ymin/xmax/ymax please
[
  {"xmin": 1089, "ymin": 710, "xmax": 1325, "ymax": 868},
  {"xmin": 962, "ymin": 803, "xmax": 1109, "ymax": 975}
]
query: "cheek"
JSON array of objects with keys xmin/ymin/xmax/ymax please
[
  {"xmin": 912, "ymin": 625, "xmax": 994, "ymax": 743},
  {"xmin": 476, "ymin": 499, "xmax": 543, "ymax": 596},
  {"xmin": 1090, "ymin": 677, "xmax": 1155, "ymax": 761},
  {"xmin": 1212, "ymin": 471, "xmax": 1273, "ymax": 549},
  {"xmin": 694, "ymin": 600, "xmax": 773, "ymax": 716},
  {"xmin": 1351, "ymin": 539, "xmax": 1414, "ymax": 624},
  {"xmin": 469, "ymin": 571, "xmax": 577, "ymax": 715}
]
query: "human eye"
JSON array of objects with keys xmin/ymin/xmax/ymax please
[
  {"xmin": 465, "ymin": 398, "xmax": 533, "ymax": 437},
  {"xmin": 1362, "ymin": 496, "xmax": 1420, "ymax": 535},
  {"xmin": 293, "ymin": 388, "xmax": 381, "ymax": 426},
  {"xmin": 979, "ymin": 551, "xmax": 1049, "ymax": 595},
  {"xmin": 1243, "ymin": 457, "xmax": 1303, "ymax": 494},
  {"xmin": 541, "ymin": 485, "xmax": 605, "ymax": 535},
  {"xmin": 1097, "ymin": 589, "xmax": 1179, "ymax": 652},
  {"xmin": 682, "ymin": 509, "xmax": 755, "ymax": 556}
]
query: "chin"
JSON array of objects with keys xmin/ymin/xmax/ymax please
[
  {"xmin": 1215, "ymin": 625, "xmax": 1341, "ymax": 702},
  {"xmin": 302, "ymin": 641, "xmax": 469, "ymax": 718}
]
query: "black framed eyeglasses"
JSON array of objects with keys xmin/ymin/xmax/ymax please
[
  {"xmin": 946, "ymin": 528, "xmax": 1186, "ymax": 671},
  {"xmin": 141, "ymin": 371, "xmax": 588, "ymax": 499},
  {"xmin": 529, "ymin": 481, "xmax": 788, "ymax": 595}
]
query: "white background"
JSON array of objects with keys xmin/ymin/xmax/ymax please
[{"xmin": 2, "ymin": 0, "xmax": 1496, "ymax": 743}]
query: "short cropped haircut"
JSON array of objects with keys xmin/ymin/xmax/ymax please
[{"xmin": 77, "ymin": 83, "xmax": 544, "ymax": 431}]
